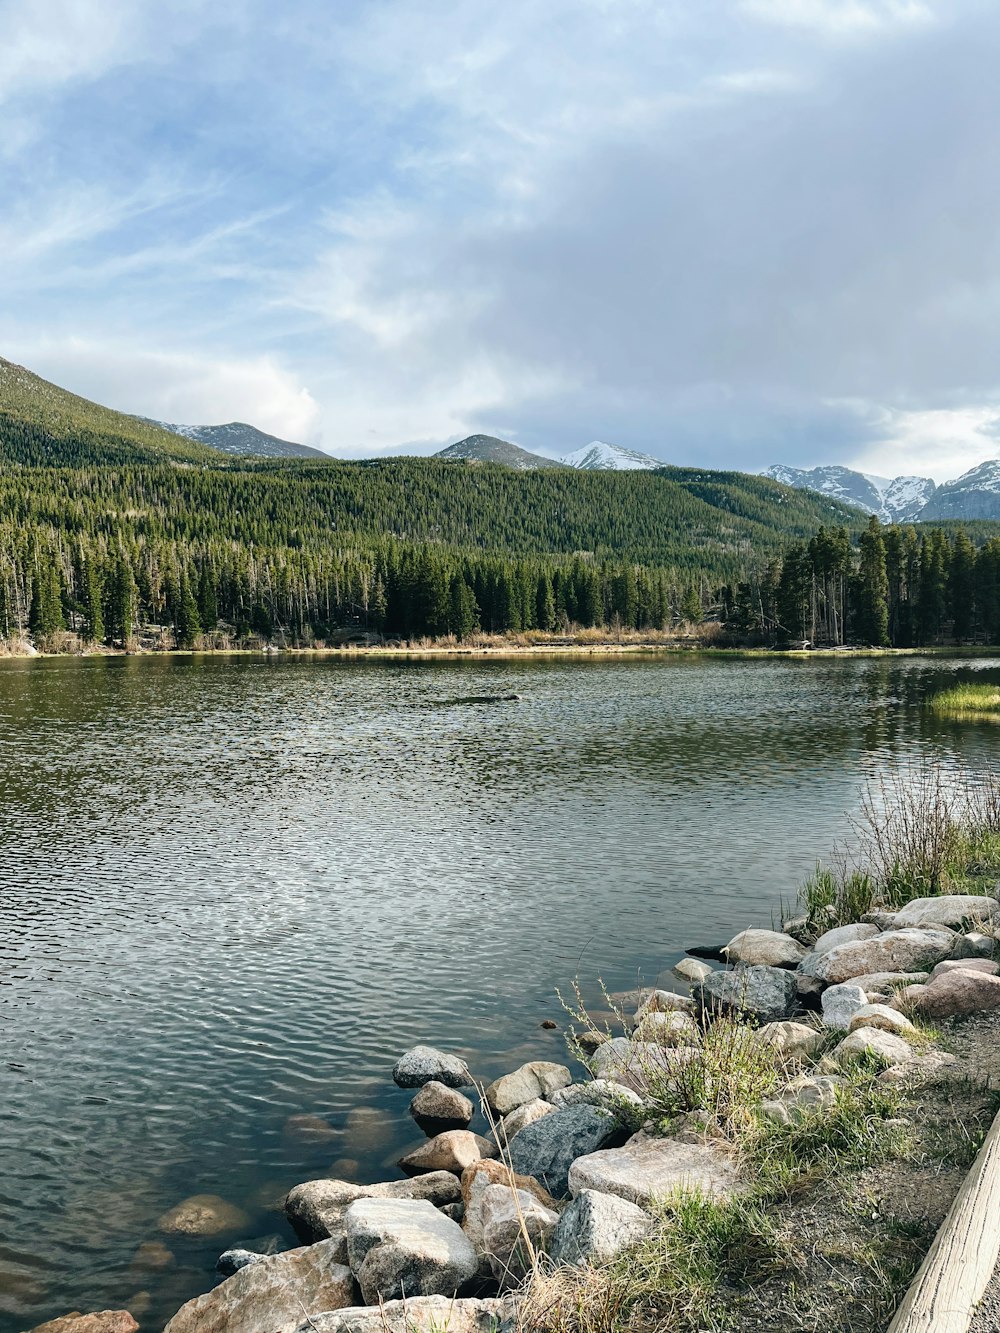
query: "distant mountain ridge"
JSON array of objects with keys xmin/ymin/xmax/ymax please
[
  {"xmin": 435, "ymin": 434, "xmax": 565, "ymax": 469},
  {"xmin": 147, "ymin": 419, "xmax": 326, "ymax": 459},
  {"xmin": 563, "ymin": 440, "xmax": 662, "ymax": 471},
  {"xmin": 763, "ymin": 462, "xmax": 1000, "ymax": 523}
]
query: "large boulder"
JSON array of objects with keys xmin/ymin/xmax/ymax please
[
  {"xmin": 479, "ymin": 1184, "xmax": 559, "ymax": 1287},
  {"xmin": 834, "ymin": 1028, "xmax": 914, "ymax": 1069},
  {"xmin": 409, "ymin": 1082, "xmax": 474, "ymax": 1130},
  {"xmin": 589, "ymin": 1039, "xmax": 700, "ymax": 1098},
  {"xmin": 344, "ymin": 1198, "xmax": 479, "ymax": 1305},
  {"xmin": 507, "ymin": 1104, "xmax": 627, "ymax": 1199},
  {"xmin": 896, "ymin": 968, "xmax": 1000, "ymax": 1020},
  {"xmin": 392, "ymin": 1046, "xmax": 473, "ymax": 1089},
  {"xmin": 459, "ymin": 1160, "xmax": 557, "ymax": 1254},
  {"xmin": 157, "ymin": 1194, "xmax": 251, "ymax": 1237},
  {"xmin": 568, "ymin": 1131, "xmax": 742, "ymax": 1208},
  {"xmin": 756, "ymin": 1020, "xmax": 824, "ymax": 1060},
  {"xmin": 549, "ymin": 1189, "xmax": 653, "ymax": 1266},
  {"xmin": 810, "ymin": 923, "xmax": 881, "ymax": 957},
  {"xmin": 821, "ymin": 983, "xmax": 868, "ymax": 1031},
  {"xmin": 27, "ymin": 1317, "xmax": 138, "ymax": 1333},
  {"xmin": 289, "ymin": 1297, "xmax": 506, "ymax": 1333},
  {"xmin": 799, "ymin": 929, "xmax": 955, "ymax": 985},
  {"xmin": 483, "ymin": 1062, "xmax": 571, "ymax": 1116},
  {"xmin": 399, "ymin": 1131, "xmax": 498, "ymax": 1175},
  {"xmin": 722, "ymin": 929, "xmax": 806, "ymax": 968},
  {"xmin": 284, "ymin": 1173, "xmax": 460, "ymax": 1251},
  {"xmin": 162, "ymin": 1240, "xmax": 353, "ymax": 1333},
  {"xmin": 893, "ymin": 895, "xmax": 999, "ymax": 931},
  {"xmin": 694, "ymin": 964, "xmax": 798, "ymax": 1024},
  {"xmin": 845, "ymin": 971, "xmax": 929, "ymax": 996}
]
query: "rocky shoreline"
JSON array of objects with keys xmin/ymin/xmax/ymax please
[{"xmin": 24, "ymin": 890, "xmax": 1000, "ymax": 1333}]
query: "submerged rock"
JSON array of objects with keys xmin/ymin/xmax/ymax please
[
  {"xmin": 157, "ymin": 1194, "xmax": 251, "ymax": 1238},
  {"xmin": 344, "ymin": 1197, "xmax": 479, "ymax": 1305},
  {"xmin": 568, "ymin": 1131, "xmax": 742, "ymax": 1208},
  {"xmin": 549, "ymin": 1188, "xmax": 653, "ymax": 1266},
  {"xmin": 392, "ymin": 1046, "xmax": 473, "ymax": 1090},
  {"xmin": 507, "ymin": 1104, "xmax": 627, "ymax": 1199},
  {"xmin": 694, "ymin": 964, "xmax": 798, "ymax": 1024},
  {"xmin": 163, "ymin": 1240, "xmax": 353, "ymax": 1333}
]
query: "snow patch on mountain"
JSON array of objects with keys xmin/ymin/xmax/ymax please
[{"xmin": 563, "ymin": 440, "xmax": 662, "ymax": 471}]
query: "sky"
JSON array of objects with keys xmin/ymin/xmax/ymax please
[{"xmin": 2, "ymin": 0, "xmax": 1000, "ymax": 481}]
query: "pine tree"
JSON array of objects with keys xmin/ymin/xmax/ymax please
[{"xmin": 856, "ymin": 517, "xmax": 889, "ymax": 646}]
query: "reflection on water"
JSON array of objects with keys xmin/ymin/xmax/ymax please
[{"xmin": 1, "ymin": 652, "xmax": 998, "ymax": 1331}]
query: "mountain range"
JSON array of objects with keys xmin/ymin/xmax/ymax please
[
  {"xmin": 763, "ymin": 462, "xmax": 1000, "ymax": 524},
  {"xmin": 146, "ymin": 419, "xmax": 326, "ymax": 459},
  {"xmin": 434, "ymin": 436, "xmax": 661, "ymax": 472}
]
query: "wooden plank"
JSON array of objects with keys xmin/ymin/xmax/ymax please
[{"xmin": 888, "ymin": 1106, "xmax": 1000, "ymax": 1332}]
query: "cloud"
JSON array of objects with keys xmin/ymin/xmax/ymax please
[{"xmin": 845, "ymin": 404, "xmax": 1000, "ymax": 484}]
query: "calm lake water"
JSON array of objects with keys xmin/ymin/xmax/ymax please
[{"xmin": 2, "ymin": 652, "xmax": 1000, "ymax": 1331}]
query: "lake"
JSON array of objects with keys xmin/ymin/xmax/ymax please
[{"xmin": 2, "ymin": 652, "xmax": 998, "ymax": 1331}]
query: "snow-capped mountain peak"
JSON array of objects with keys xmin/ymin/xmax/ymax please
[
  {"xmin": 763, "ymin": 463, "xmax": 937, "ymax": 523},
  {"xmin": 563, "ymin": 440, "xmax": 662, "ymax": 471}
]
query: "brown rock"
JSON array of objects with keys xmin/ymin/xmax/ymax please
[
  {"xmin": 130, "ymin": 1240, "xmax": 175, "ymax": 1271},
  {"xmin": 399, "ymin": 1130, "xmax": 498, "ymax": 1175},
  {"xmin": 27, "ymin": 1315, "xmax": 138, "ymax": 1333},
  {"xmin": 460, "ymin": 1158, "xmax": 556, "ymax": 1252},
  {"xmin": 483, "ymin": 1062, "xmax": 572, "ymax": 1116},
  {"xmin": 929, "ymin": 957, "xmax": 999, "ymax": 980},
  {"xmin": 157, "ymin": 1194, "xmax": 251, "ymax": 1237},
  {"xmin": 577, "ymin": 1031, "xmax": 607, "ymax": 1055},
  {"xmin": 284, "ymin": 1171, "xmax": 460, "ymax": 1250},
  {"xmin": 900, "ymin": 968, "xmax": 1000, "ymax": 1019},
  {"xmin": 283, "ymin": 1113, "xmax": 339, "ymax": 1142},
  {"xmin": 290, "ymin": 1296, "xmax": 507, "ymax": 1332},
  {"xmin": 409, "ymin": 1081, "xmax": 474, "ymax": 1129}
]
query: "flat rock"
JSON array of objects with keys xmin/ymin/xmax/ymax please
[
  {"xmin": 409, "ymin": 1082, "xmax": 474, "ymax": 1129},
  {"xmin": 821, "ymin": 983, "xmax": 868, "ymax": 1031},
  {"xmin": 499, "ymin": 1098, "xmax": 557, "ymax": 1139},
  {"xmin": 632, "ymin": 1010, "xmax": 701, "ymax": 1045},
  {"xmin": 846, "ymin": 971, "xmax": 930, "ymax": 995},
  {"xmin": 290, "ymin": 1297, "xmax": 506, "ymax": 1333},
  {"xmin": 800, "ymin": 929, "xmax": 955, "ymax": 985},
  {"xmin": 163, "ymin": 1240, "xmax": 353, "ymax": 1333},
  {"xmin": 393, "ymin": 1046, "xmax": 473, "ymax": 1089},
  {"xmin": 480, "ymin": 1183, "xmax": 558, "ymax": 1287},
  {"xmin": 848, "ymin": 1004, "xmax": 916, "ymax": 1036},
  {"xmin": 399, "ymin": 1131, "xmax": 498, "ymax": 1175},
  {"xmin": 157, "ymin": 1194, "xmax": 251, "ymax": 1237},
  {"xmin": 723, "ymin": 928, "xmax": 806, "ymax": 968},
  {"xmin": 694, "ymin": 964, "xmax": 798, "ymax": 1024},
  {"xmin": 834, "ymin": 1028, "xmax": 914, "ymax": 1069},
  {"xmin": 568, "ymin": 1131, "xmax": 742, "ymax": 1208},
  {"xmin": 929, "ymin": 957, "xmax": 999, "ymax": 980},
  {"xmin": 345, "ymin": 1197, "xmax": 479, "ymax": 1305},
  {"xmin": 27, "ymin": 1316, "xmax": 139, "ymax": 1333},
  {"xmin": 508, "ymin": 1104, "xmax": 627, "ymax": 1199},
  {"xmin": 459, "ymin": 1159, "xmax": 557, "ymax": 1254},
  {"xmin": 893, "ymin": 895, "xmax": 999, "ymax": 930},
  {"xmin": 898, "ymin": 968, "xmax": 1000, "ymax": 1020},
  {"xmin": 673, "ymin": 958, "xmax": 713, "ymax": 983},
  {"xmin": 483, "ymin": 1061, "xmax": 571, "ymax": 1116},
  {"xmin": 284, "ymin": 1173, "xmax": 460, "ymax": 1251},
  {"xmin": 810, "ymin": 923, "xmax": 881, "ymax": 957},
  {"xmin": 756, "ymin": 1020, "xmax": 824, "ymax": 1060},
  {"xmin": 549, "ymin": 1189, "xmax": 653, "ymax": 1266}
]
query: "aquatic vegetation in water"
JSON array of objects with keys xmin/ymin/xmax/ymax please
[{"xmin": 929, "ymin": 682, "xmax": 1000, "ymax": 720}]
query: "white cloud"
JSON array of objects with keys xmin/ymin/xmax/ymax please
[
  {"xmin": 740, "ymin": 0, "xmax": 934, "ymax": 38},
  {"xmin": 845, "ymin": 404, "xmax": 1000, "ymax": 484},
  {"xmin": 8, "ymin": 337, "xmax": 321, "ymax": 441}
]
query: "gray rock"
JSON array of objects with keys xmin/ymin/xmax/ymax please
[
  {"xmin": 484, "ymin": 1062, "xmax": 572, "ymax": 1116},
  {"xmin": 953, "ymin": 931, "xmax": 997, "ymax": 960},
  {"xmin": 723, "ymin": 928, "xmax": 807, "ymax": 968},
  {"xmin": 782, "ymin": 915, "xmax": 814, "ymax": 945},
  {"xmin": 761, "ymin": 1074, "xmax": 844, "ymax": 1125},
  {"xmin": 216, "ymin": 1248, "xmax": 264, "ymax": 1276},
  {"xmin": 345, "ymin": 1197, "xmax": 479, "ymax": 1305},
  {"xmin": 634, "ymin": 989, "xmax": 696, "ymax": 1018},
  {"xmin": 893, "ymin": 895, "xmax": 1000, "ymax": 931},
  {"xmin": 284, "ymin": 1173, "xmax": 461, "ymax": 1251},
  {"xmin": 834, "ymin": 1028, "xmax": 914, "ymax": 1068},
  {"xmin": 567, "ymin": 1131, "xmax": 742, "ymax": 1208},
  {"xmin": 673, "ymin": 958, "xmax": 713, "ymax": 983},
  {"xmin": 409, "ymin": 1082, "xmax": 474, "ymax": 1129},
  {"xmin": 459, "ymin": 1159, "xmax": 558, "ymax": 1256},
  {"xmin": 549, "ymin": 1189, "xmax": 653, "ymax": 1265},
  {"xmin": 810, "ymin": 923, "xmax": 881, "ymax": 957},
  {"xmin": 590, "ymin": 1038, "xmax": 701, "ymax": 1097},
  {"xmin": 163, "ymin": 1239, "xmax": 353, "ymax": 1333},
  {"xmin": 755, "ymin": 1020, "xmax": 824, "ymax": 1060},
  {"xmin": 861, "ymin": 910, "xmax": 900, "ymax": 930},
  {"xmin": 507, "ymin": 1104, "xmax": 628, "ymax": 1199},
  {"xmin": 847, "ymin": 1004, "xmax": 916, "ymax": 1036},
  {"xmin": 632, "ymin": 1010, "xmax": 701, "ymax": 1045},
  {"xmin": 548, "ymin": 1080, "xmax": 644, "ymax": 1111},
  {"xmin": 929, "ymin": 957, "xmax": 999, "ymax": 979},
  {"xmin": 800, "ymin": 929, "xmax": 955, "ymax": 986},
  {"xmin": 479, "ymin": 1184, "xmax": 558, "ymax": 1287},
  {"xmin": 693, "ymin": 964, "xmax": 798, "ymax": 1024},
  {"xmin": 392, "ymin": 1046, "xmax": 473, "ymax": 1090},
  {"xmin": 821, "ymin": 983, "xmax": 868, "ymax": 1031},
  {"xmin": 499, "ymin": 1098, "xmax": 557, "ymax": 1139},
  {"xmin": 844, "ymin": 971, "xmax": 930, "ymax": 995},
  {"xmin": 290, "ymin": 1297, "xmax": 506, "ymax": 1333}
]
